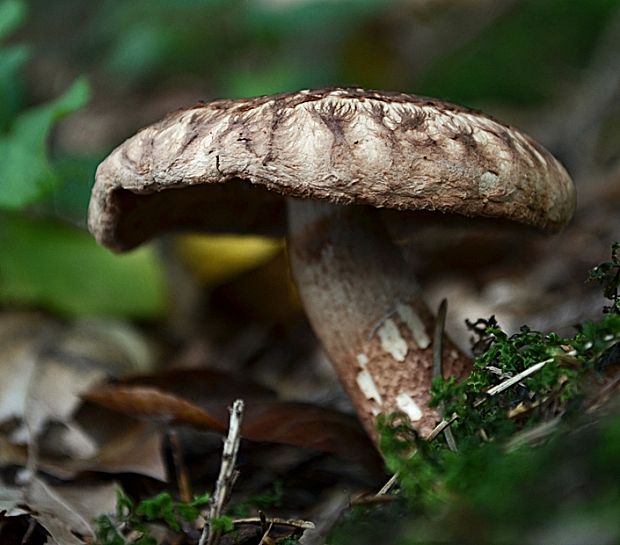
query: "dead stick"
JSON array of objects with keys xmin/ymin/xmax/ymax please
[
  {"xmin": 169, "ymin": 429, "xmax": 192, "ymax": 503},
  {"xmin": 258, "ymin": 522, "xmax": 274, "ymax": 545},
  {"xmin": 432, "ymin": 299, "xmax": 457, "ymax": 452},
  {"xmin": 233, "ymin": 517, "xmax": 315, "ymax": 530},
  {"xmin": 199, "ymin": 399, "xmax": 244, "ymax": 545}
]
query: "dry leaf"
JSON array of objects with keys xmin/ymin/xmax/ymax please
[
  {"xmin": 234, "ymin": 401, "xmax": 378, "ymax": 466},
  {"xmin": 84, "ymin": 382, "xmax": 381, "ymax": 469},
  {"xmin": 0, "ymin": 312, "xmax": 163, "ymax": 479},
  {"xmin": 0, "ymin": 476, "xmax": 118, "ymax": 544},
  {"xmin": 84, "ymin": 386, "xmax": 228, "ymax": 434}
]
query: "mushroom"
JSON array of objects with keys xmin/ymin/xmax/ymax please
[{"xmin": 88, "ymin": 88, "xmax": 575, "ymax": 444}]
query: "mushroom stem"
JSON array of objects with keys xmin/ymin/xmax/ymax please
[{"xmin": 287, "ymin": 200, "xmax": 471, "ymax": 444}]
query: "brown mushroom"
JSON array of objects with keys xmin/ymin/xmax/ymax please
[{"xmin": 88, "ymin": 88, "xmax": 575, "ymax": 444}]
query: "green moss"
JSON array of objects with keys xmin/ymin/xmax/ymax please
[
  {"xmin": 95, "ymin": 490, "xmax": 211, "ymax": 545},
  {"xmin": 371, "ymin": 243, "xmax": 620, "ymax": 544}
]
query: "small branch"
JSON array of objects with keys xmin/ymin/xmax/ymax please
[
  {"xmin": 376, "ymin": 473, "xmax": 399, "ymax": 496},
  {"xmin": 232, "ymin": 517, "xmax": 315, "ymax": 530},
  {"xmin": 258, "ymin": 522, "xmax": 274, "ymax": 545},
  {"xmin": 432, "ymin": 299, "xmax": 457, "ymax": 452},
  {"xmin": 350, "ymin": 493, "xmax": 399, "ymax": 506},
  {"xmin": 432, "ymin": 299, "xmax": 447, "ymax": 379},
  {"xmin": 199, "ymin": 399, "xmax": 244, "ymax": 545},
  {"xmin": 426, "ymin": 413, "xmax": 459, "ymax": 442},
  {"xmin": 169, "ymin": 429, "xmax": 192, "ymax": 503},
  {"xmin": 482, "ymin": 359, "xmax": 552, "ymax": 399}
]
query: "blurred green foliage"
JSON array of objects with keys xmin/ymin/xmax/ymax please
[
  {"xmin": 1, "ymin": 1, "xmax": 91, "ymax": 210},
  {"xmin": 0, "ymin": 0, "xmax": 166, "ymax": 318},
  {"xmin": 0, "ymin": 77, "xmax": 89, "ymax": 209},
  {"xmin": 32, "ymin": 0, "xmax": 620, "ymax": 104},
  {"xmin": 64, "ymin": 0, "xmax": 390, "ymax": 96},
  {"xmin": 0, "ymin": 0, "xmax": 28, "ymax": 130},
  {"xmin": 419, "ymin": 0, "xmax": 620, "ymax": 105},
  {"xmin": 589, "ymin": 242, "xmax": 620, "ymax": 314},
  {"xmin": 0, "ymin": 214, "xmax": 165, "ymax": 317}
]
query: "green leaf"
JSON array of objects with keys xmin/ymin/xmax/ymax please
[
  {"xmin": 0, "ymin": 0, "xmax": 26, "ymax": 41},
  {"xmin": 12, "ymin": 77, "xmax": 91, "ymax": 151},
  {"xmin": 0, "ymin": 214, "xmax": 166, "ymax": 318},
  {"xmin": 0, "ymin": 45, "xmax": 29, "ymax": 130},
  {"xmin": 0, "ymin": 138, "xmax": 56, "ymax": 208},
  {"xmin": 0, "ymin": 78, "xmax": 90, "ymax": 210}
]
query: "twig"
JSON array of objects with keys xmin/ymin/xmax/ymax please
[
  {"xmin": 376, "ymin": 473, "xmax": 399, "ymax": 496},
  {"xmin": 481, "ymin": 359, "xmax": 552, "ymax": 399},
  {"xmin": 199, "ymin": 399, "xmax": 244, "ymax": 545},
  {"xmin": 432, "ymin": 299, "xmax": 458, "ymax": 452},
  {"xmin": 232, "ymin": 517, "xmax": 315, "ymax": 530},
  {"xmin": 425, "ymin": 413, "xmax": 459, "ymax": 442},
  {"xmin": 432, "ymin": 299, "xmax": 447, "ymax": 379},
  {"xmin": 169, "ymin": 429, "xmax": 192, "ymax": 503},
  {"xmin": 258, "ymin": 522, "xmax": 274, "ymax": 545},
  {"xmin": 350, "ymin": 493, "xmax": 399, "ymax": 506}
]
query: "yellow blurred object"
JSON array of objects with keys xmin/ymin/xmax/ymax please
[{"xmin": 175, "ymin": 234, "xmax": 284, "ymax": 286}]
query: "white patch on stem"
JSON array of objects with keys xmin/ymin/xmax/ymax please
[
  {"xmin": 356, "ymin": 353, "xmax": 369, "ymax": 368},
  {"xmin": 377, "ymin": 318, "xmax": 408, "ymax": 361},
  {"xmin": 396, "ymin": 303, "xmax": 430, "ymax": 349},
  {"xmin": 395, "ymin": 393, "xmax": 423, "ymax": 422},
  {"xmin": 356, "ymin": 369, "xmax": 383, "ymax": 405}
]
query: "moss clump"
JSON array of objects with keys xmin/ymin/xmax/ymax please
[
  {"xmin": 372, "ymin": 243, "xmax": 620, "ymax": 544},
  {"xmin": 95, "ymin": 490, "xmax": 212, "ymax": 545}
]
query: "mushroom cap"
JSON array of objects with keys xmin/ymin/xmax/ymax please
[{"xmin": 88, "ymin": 88, "xmax": 575, "ymax": 252}]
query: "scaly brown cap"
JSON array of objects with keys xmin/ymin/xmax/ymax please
[{"xmin": 88, "ymin": 88, "xmax": 575, "ymax": 251}]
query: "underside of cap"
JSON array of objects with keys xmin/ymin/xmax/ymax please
[{"xmin": 88, "ymin": 88, "xmax": 575, "ymax": 252}]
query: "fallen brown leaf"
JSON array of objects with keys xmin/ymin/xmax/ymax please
[
  {"xmin": 84, "ymin": 385, "xmax": 228, "ymax": 434},
  {"xmin": 0, "ymin": 312, "xmax": 158, "ymax": 469},
  {"xmin": 83, "ymin": 383, "xmax": 381, "ymax": 469},
  {"xmin": 1, "ymin": 476, "xmax": 118, "ymax": 545},
  {"xmin": 233, "ymin": 401, "xmax": 378, "ymax": 466}
]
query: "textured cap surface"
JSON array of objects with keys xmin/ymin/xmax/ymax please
[{"xmin": 88, "ymin": 88, "xmax": 575, "ymax": 251}]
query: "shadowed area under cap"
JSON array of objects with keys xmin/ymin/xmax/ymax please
[{"xmin": 88, "ymin": 87, "xmax": 575, "ymax": 251}]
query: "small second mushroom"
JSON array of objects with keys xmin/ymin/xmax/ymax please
[{"xmin": 89, "ymin": 88, "xmax": 575, "ymax": 444}]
